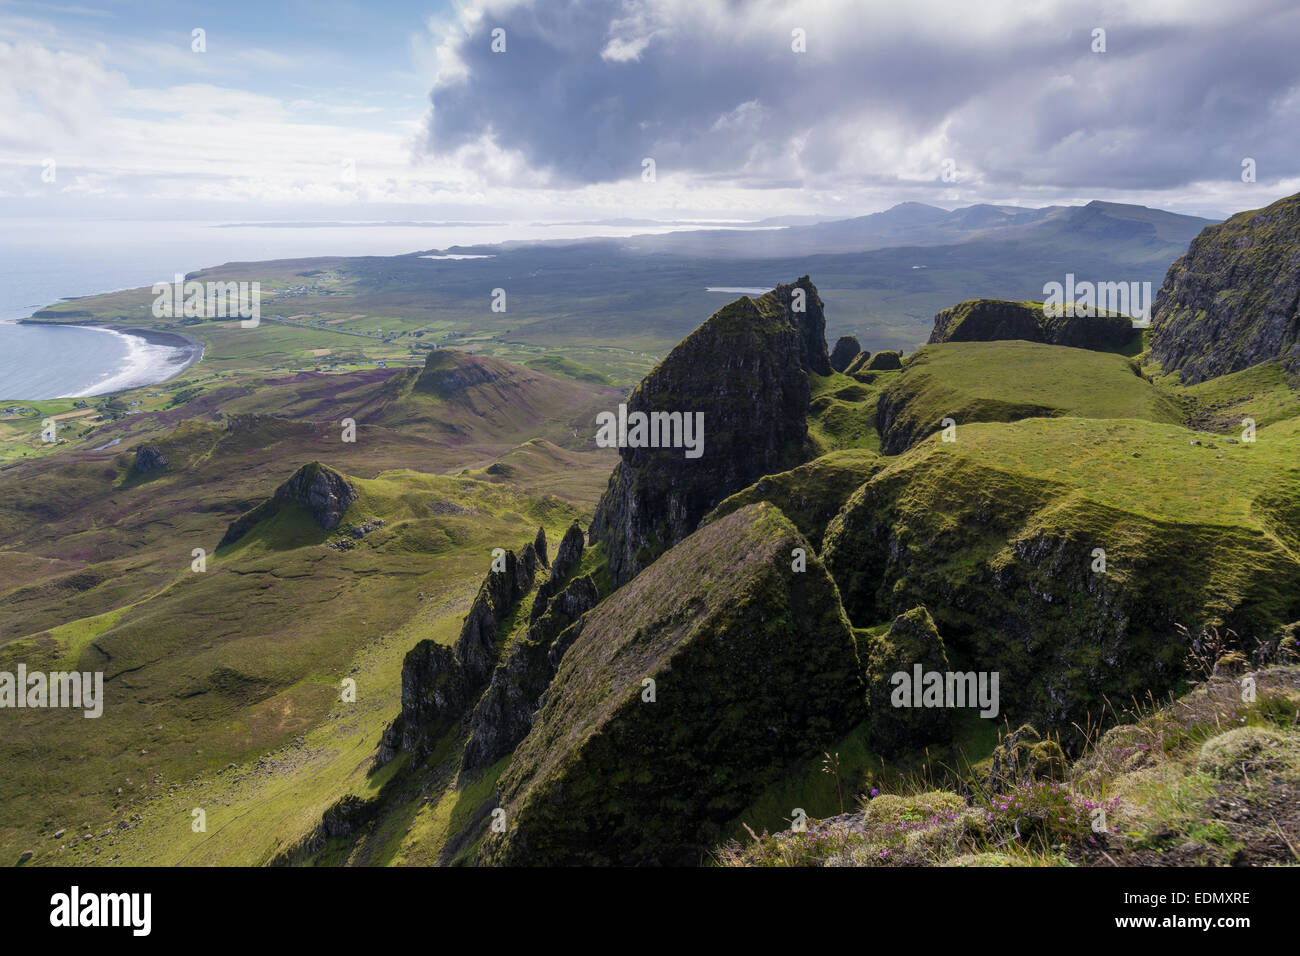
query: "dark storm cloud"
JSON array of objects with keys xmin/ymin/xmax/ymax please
[{"xmin": 420, "ymin": 0, "xmax": 1300, "ymax": 191}]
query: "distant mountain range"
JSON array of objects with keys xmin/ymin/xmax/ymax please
[
  {"xmin": 629, "ymin": 199, "xmax": 1219, "ymax": 257},
  {"xmin": 470, "ymin": 200, "xmax": 1219, "ymax": 260}
]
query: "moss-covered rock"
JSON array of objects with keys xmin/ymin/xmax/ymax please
[
  {"xmin": 1197, "ymin": 726, "xmax": 1300, "ymax": 776},
  {"xmin": 862, "ymin": 790, "xmax": 965, "ymax": 826},
  {"xmin": 482, "ymin": 503, "xmax": 863, "ymax": 865},
  {"xmin": 863, "ymin": 607, "xmax": 956, "ymax": 757},
  {"xmin": 928, "ymin": 298, "xmax": 1135, "ymax": 351},
  {"xmin": 977, "ymin": 724, "xmax": 1067, "ymax": 790}
]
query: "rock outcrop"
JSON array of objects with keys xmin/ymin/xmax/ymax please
[
  {"xmin": 131, "ymin": 445, "xmax": 170, "ymax": 474},
  {"xmin": 830, "ymin": 334, "xmax": 862, "ymax": 373},
  {"xmin": 383, "ymin": 535, "xmax": 543, "ymax": 761},
  {"xmin": 927, "ymin": 298, "xmax": 1134, "ymax": 351},
  {"xmin": 217, "ymin": 461, "xmax": 358, "ymax": 548},
  {"xmin": 590, "ymin": 277, "xmax": 830, "ymax": 587},
  {"xmin": 482, "ymin": 503, "xmax": 864, "ymax": 866},
  {"xmin": 454, "ymin": 544, "xmax": 540, "ymax": 686},
  {"xmin": 864, "ymin": 350, "xmax": 902, "ymax": 371},
  {"xmin": 1150, "ymin": 192, "xmax": 1300, "ymax": 384},
  {"xmin": 533, "ymin": 526, "xmax": 549, "ymax": 567},
  {"xmin": 530, "ymin": 520, "xmax": 584, "ymax": 622},
  {"xmin": 862, "ymin": 607, "xmax": 955, "ymax": 757},
  {"xmin": 461, "ymin": 574, "xmax": 600, "ymax": 773}
]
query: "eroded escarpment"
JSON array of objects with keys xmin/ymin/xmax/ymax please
[{"xmin": 823, "ymin": 418, "xmax": 1300, "ymax": 739}]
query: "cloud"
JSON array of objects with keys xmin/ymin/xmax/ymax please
[
  {"xmin": 417, "ymin": 0, "xmax": 1300, "ymax": 194},
  {"xmin": 0, "ymin": 39, "xmax": 127, "ymax": 136}
]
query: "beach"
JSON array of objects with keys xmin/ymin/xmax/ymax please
[{"xmin": 0, "ymin": 322, "xmax": 205, "ymax": 400}]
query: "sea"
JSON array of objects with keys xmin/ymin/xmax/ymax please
[{"xmin": 0, "ymin": 218, "xmax": 749, "ymax": 401}]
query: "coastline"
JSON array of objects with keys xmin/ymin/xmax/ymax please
[{"xmin": 13, "ymin": 321, "xmax": 205, "ymax": 397}]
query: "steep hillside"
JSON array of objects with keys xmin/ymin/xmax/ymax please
[
  {"xmin": 483, "ymin": 503, "xmax": 863, "ymax": 866},
  {"xmin": 1150, "ymin": 191, "xmax": 1300, "ymax": 383}
]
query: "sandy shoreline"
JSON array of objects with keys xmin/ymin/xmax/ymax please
[
  {"xmin": 116, "ymin": 326, "xmax": 206, "ymax": 376},
  {"xmin": 16, "ymin": 321, "xmax": 206, "ymax": 393}
]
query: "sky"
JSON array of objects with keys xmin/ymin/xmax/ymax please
[{"xmin": 2, "ymin": 0, "xmax": 1298, "ymax": 222}]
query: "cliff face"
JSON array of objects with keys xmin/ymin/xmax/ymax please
[
  {"xmin": 460, "ymin": 573, "xmax": 600, "ymax": 773},
  {"xmin": 590, "ymin": 277, "xmax": 829, "ymax": 587},
  {"xmin": 217, "ymin": 461, "xmax": 357, "ymax": 548},
  {"xmin": 482, "ymin": 503, "xmax": 863, "ymax": 866},
  {"xmin": 928, "ymin": 298, "xmax": 1134, "ymax": 350},
  {"xmin": 1150, "ymin": 192, "xmax": 1300, "ymax": 384}
]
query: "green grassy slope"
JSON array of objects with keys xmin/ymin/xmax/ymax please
[
  {"xmin": 0, "ymin": 352, "xmax": 617, "ymax": 866},
  {"xmin": 876, "ymin": 340, "xmax": 1184, "ymax": 452}
]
